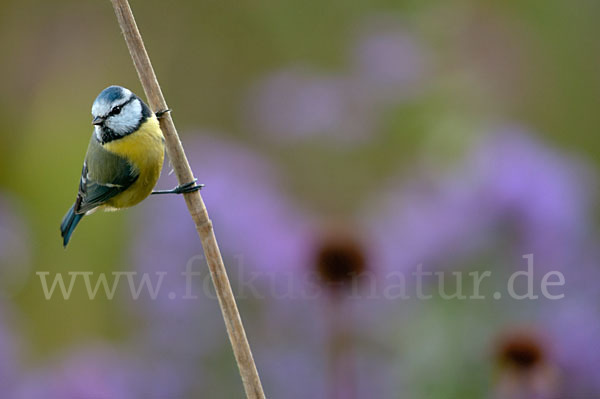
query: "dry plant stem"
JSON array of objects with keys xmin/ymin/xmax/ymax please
[{"xmin": 110, "ymin": 1, "xmax": 266, "ymax": 398}]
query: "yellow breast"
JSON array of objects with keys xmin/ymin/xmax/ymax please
[{"xmin": 102, "ymin": 116, "xmax": 165, "ymax": 210}]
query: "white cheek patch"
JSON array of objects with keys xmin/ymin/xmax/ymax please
[{"xmin": 105, "ymin": 99, "xmax": 142, "ymax": 135}]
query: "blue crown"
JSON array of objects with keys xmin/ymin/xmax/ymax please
[{"xmin": 94, "ymin": 85, "xmax": 128, "ymax": 105}]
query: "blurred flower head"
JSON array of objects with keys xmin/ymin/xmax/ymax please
[
  {"xmin": 313, "ymin": 229, "xmax": 368, "ymax": 290},
  {"xmin": 366, "ymin": 125, "xmax": 593, "ymax": 275},
  {"xmin": 470, "ymin": 127, "xmax": 593, "ymax": 272},
  {"xmin": 492, "ymin": 329, "xmax": 561, "ymax": 399},
  {"xmin": 246, "ymin": 69, "xmax": 348, "ymax": 141},
  {"xmin": 131, "ymin": 134, "xmax": 315, "ymax": 390},
  {"xmin": 244, "ymin": 16, "xmax": 429, "ymax": 146},
  {"xmin": 131, "ymin": 134, "xmax": 398, "ymax": 397},
  {"xmin": 495, "ymin": 330, "xmax": 547, "ymax": 372},
  {"xmin": 350, "ymin": 15, "xmax": 428, "ymax": 103}
]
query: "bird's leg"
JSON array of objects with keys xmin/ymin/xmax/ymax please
[
  {"xmin": 155, "ymin": 109, "xmax": 171, "ymax": 119},
  {"xmin": 151, "ymin": 179, "xmax": 204, "ymax": 195}
]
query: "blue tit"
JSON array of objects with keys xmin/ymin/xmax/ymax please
[{"xmin": 60, "ymin": 85, "xmax": 202, "ymax": 247}]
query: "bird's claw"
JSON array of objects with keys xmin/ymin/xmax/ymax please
[
  {"xmin": 151, "ymin": 179, "xmax": 204, "ymax": 195},
  {"xmin": 155, "ymin": 109, "xmax": 171, "ymax": 119}
]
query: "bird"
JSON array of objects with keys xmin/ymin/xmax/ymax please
[{"xmin": 60, "ymin": 85, "xmax": 202, "ymax": 247}]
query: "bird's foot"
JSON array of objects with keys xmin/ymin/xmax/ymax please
[
  {"xmin": 151, "ymin": 179, "xmax": 204, "ymax": 195},
  {"xmin": 155, "ymin": 109, "xmax": 171, "ymax": 119}
]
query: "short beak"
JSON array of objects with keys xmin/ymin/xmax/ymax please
[{"xmin": 92, "ymin": 116, "xmax": 105, "ymax": 126}]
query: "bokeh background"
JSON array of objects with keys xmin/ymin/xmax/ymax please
[{"xmin": 1, "ymin": 0, "xmax": 600, "ymax": 398}]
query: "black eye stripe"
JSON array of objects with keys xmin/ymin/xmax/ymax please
[{"xmin": 107, "ymin": 97, "xmax": 135, "ymax": 117}]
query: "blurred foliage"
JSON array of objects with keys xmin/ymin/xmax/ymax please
[{"xmin": 0, "ymin": 0, "xmax": 599, "ymax": 397}]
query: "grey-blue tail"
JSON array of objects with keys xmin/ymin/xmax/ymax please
[{"xmin": 60, "ymin": 204, "xmax": 83, "ymax": 247}]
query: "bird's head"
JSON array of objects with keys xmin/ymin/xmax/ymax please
[{"xmin": 91, "ymin": 85, "xmax": 150, "ymax": 142}]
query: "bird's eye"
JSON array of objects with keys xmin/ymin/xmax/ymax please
[{"xmin": 111, "ymin": 105, "xmax": 122, "ymax": 116}]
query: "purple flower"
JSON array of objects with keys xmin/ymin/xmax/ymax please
[
  {"xmin": 365, "ymin": 175, "xmax": 495, "ymax": 274},
  {"xmin": 469, "ymin": 127, "xmax": 592, "ymax": 273},
  {"xmin": 131, "ymin": 133, "xmax": 310, "ymax": 359},
  {"xmin": 350, "ymin": 16, "xmax": 428, "ymax": 103},
  {"xmin": 132, "ymin": 127, "xmax": 593, "ymax": 397},
  {"xmin": 132, "ymin": 134, "xmax": 394, "ymax": 397},
  {"xmin": 244, "ymin": 16, "xmax": 429, "ymax": 146},
  {"xmin": 131, "ymin": 134, "xmax": 314, "ymax": 392},
  {"xmin": 363, "ymin": 124, "xmax": 599, "ymax": 396},
  {"xmin": 492, "ymin": 329, "xmax": 562, "ymax": 399},
  {"xmin": 245, "ymin": 69, "xmax": 376, "ymax": 145},
  {"xmin": 366, "ymin": 125, "xmax": 593, "ymax": 274},
  {"xmin": 134, "ymin": 133, "xmax": 310, "ymax": 280},
  {"xmin": 246, "ymin": 69, "xmax": 346, "ymax": 140}
]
